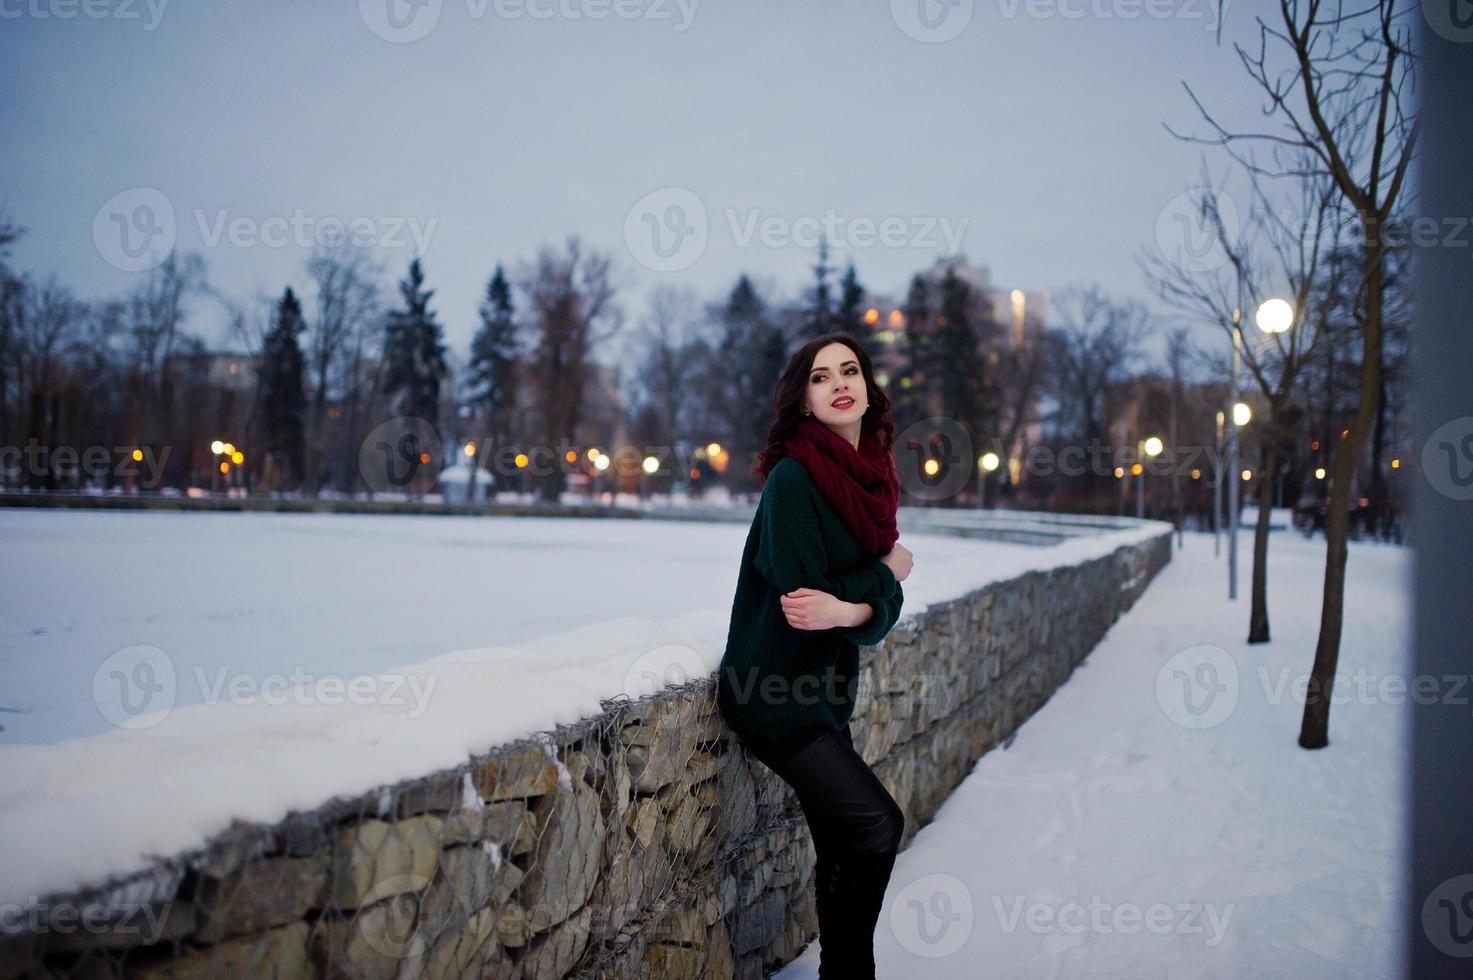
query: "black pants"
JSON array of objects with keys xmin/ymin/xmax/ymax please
[{"xmin": 744, "ymin": 723, "xmax": 905, "ymax": 979}]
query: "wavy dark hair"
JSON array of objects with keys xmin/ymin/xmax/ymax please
[{"xmin": 751, "ymin": 331, "xmax": 896, "ymax": 485}]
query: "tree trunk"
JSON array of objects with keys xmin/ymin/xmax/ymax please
[
  {"xmin": 1248, "ymin": 433, "xmax": 1278, "ymax": 643},
  {"xmin": 1299, "ymin": 249, "xmax": 1383, "ymax": 749}
]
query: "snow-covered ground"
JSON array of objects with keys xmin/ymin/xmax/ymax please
[
  {"xmin": 778, "ymin": 529, "xmax": 1411, "ymax": 980},
  {"xmin": 0, "ymin": 507, "xmax": 1167, "ymax": 907}
]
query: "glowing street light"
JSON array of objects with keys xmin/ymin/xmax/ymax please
[
  {"xmin": 979, "ymin": 452, "xmax": 1000, "ymax": 472},
  {"xmin": 1233, "ymin": 402, "xmax": 1252, "ymax": 427},
  {"xmin": 1255, "ymin": 298, "xmax": 1294, "ymax": 334}
]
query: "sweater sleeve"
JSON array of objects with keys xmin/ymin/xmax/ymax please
[
  {"xmin": 839, "ymin": 578, "xmax": 904, "ymax": 648},
  {"xmin": 752, "ymin": 462, "xmax": 901, "ymax": 608}
]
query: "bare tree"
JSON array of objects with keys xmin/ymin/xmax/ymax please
[
  {"xmin": 0, "ymin": 205, "xmax": 28, "ymax": 452},
  {"xmin": 991, "ymin": 333, "xmax": 1046, "ymax": 507},
  {"xmin": 124, "ymin": 251, "xmax": 207, "ymax": 457},
  {"xmin": 1047, "ymin": 285, "xmax": 1151, "ymax": 446},
  {"xmin": 1142, "ymin": 154, "xmax": 1335, "ymax": 644},
  {"xmin": 13, "ymin": 276, "xmax": 87, "ymax": 488},
  {"xmin": 305, "ymin": 245, "xmax": 382, "ymax": 496},
  {"xmin": 634, "ymin": 284, "xmax": 702, "ymax": 456},
  {"xmin": 518, "ymin": 236, "xmax": 623, "ymax": 502},
  {"xmin": 1167, "ymin": 0, "xmax": 1417, "ymax": 747}
]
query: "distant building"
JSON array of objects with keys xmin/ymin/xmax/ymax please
[{"xmin": 859, "ymin": 257, "xmax": 1049, "ymax": 482}]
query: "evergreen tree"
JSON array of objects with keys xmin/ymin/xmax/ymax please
[
  {"xmin": 710, "ymin": 274, "xmax": 781, "ymax": 492},
  {"xmin": 465, "ymin": 264, "xmax": 519, "ymax": 497},
  {"xmin": 803, "ymin": 237, "xmax": 834, "ymax": 339},
  {"xmin": 835, "ymin": 262, "xmax": 866, "ymax": 338},
  {"xmin": 896, "ymin": 273, "xmax": 932, "ymax": 423},
  {"xmin": 936, "ymin": 265, "xmax": 987, "ymax": 488},
  {"xmin": 382, "ymin": 257, "xmax": 448, "ymax": 428},
  {"xmin": 257, "ymin": 286, "xmax": 308, "ymax": 489}
]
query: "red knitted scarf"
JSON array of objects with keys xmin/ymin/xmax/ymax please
[{"xmin": 780, "ymin": 414, "xmax": 900, "ymax": 559}]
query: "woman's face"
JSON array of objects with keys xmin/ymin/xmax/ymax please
[{"xmin": 804, "ymin": 341, "xmax": 868, "ymax": 428}]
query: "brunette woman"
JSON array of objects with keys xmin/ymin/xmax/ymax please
[{"xmin": 717, "ymin": 332, "xmax": 914, "ymax": 979}]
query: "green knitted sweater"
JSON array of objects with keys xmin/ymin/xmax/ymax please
[{"xmin": 716, "ymin": 456, "xmax": 905, "ymax": 745}]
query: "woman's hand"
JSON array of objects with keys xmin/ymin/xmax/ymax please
[
  {"xmin": 779, "ymin": 588, "xmax": 863, "ymax": 631},
  {"xmin": 881, "ymin": 541, "xmax": 914, "ymax": 582}
]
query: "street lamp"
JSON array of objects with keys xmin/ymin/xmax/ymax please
[
  {"xmin": 1138, "ymin": 436, "xmax": 1162, "ymax": 519},
  {"xmin": 978, "ymin": 451, "xmax": 1000, "ymax": 510},
  {"xmin": 1227, "ymin": 297, "xmax": 1294, "ymax": 600}
]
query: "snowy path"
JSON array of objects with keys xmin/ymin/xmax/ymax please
[{"xmin": 777, "ymin": 530, "xmax": 1409, "ymax": 979}]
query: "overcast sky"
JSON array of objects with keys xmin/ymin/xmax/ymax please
[{"xmin": 2, "ymin": 0, "xmax": 1287, "ymax": 367}]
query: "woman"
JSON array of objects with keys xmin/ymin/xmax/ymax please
[{"xmin": 717, "ymin": 332, "xmax": 915, "ymax": 979}]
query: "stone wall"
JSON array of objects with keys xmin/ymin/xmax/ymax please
[{"xmin": 1, "ymin": 529, "xmax": 1171, "ymax": 980}]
